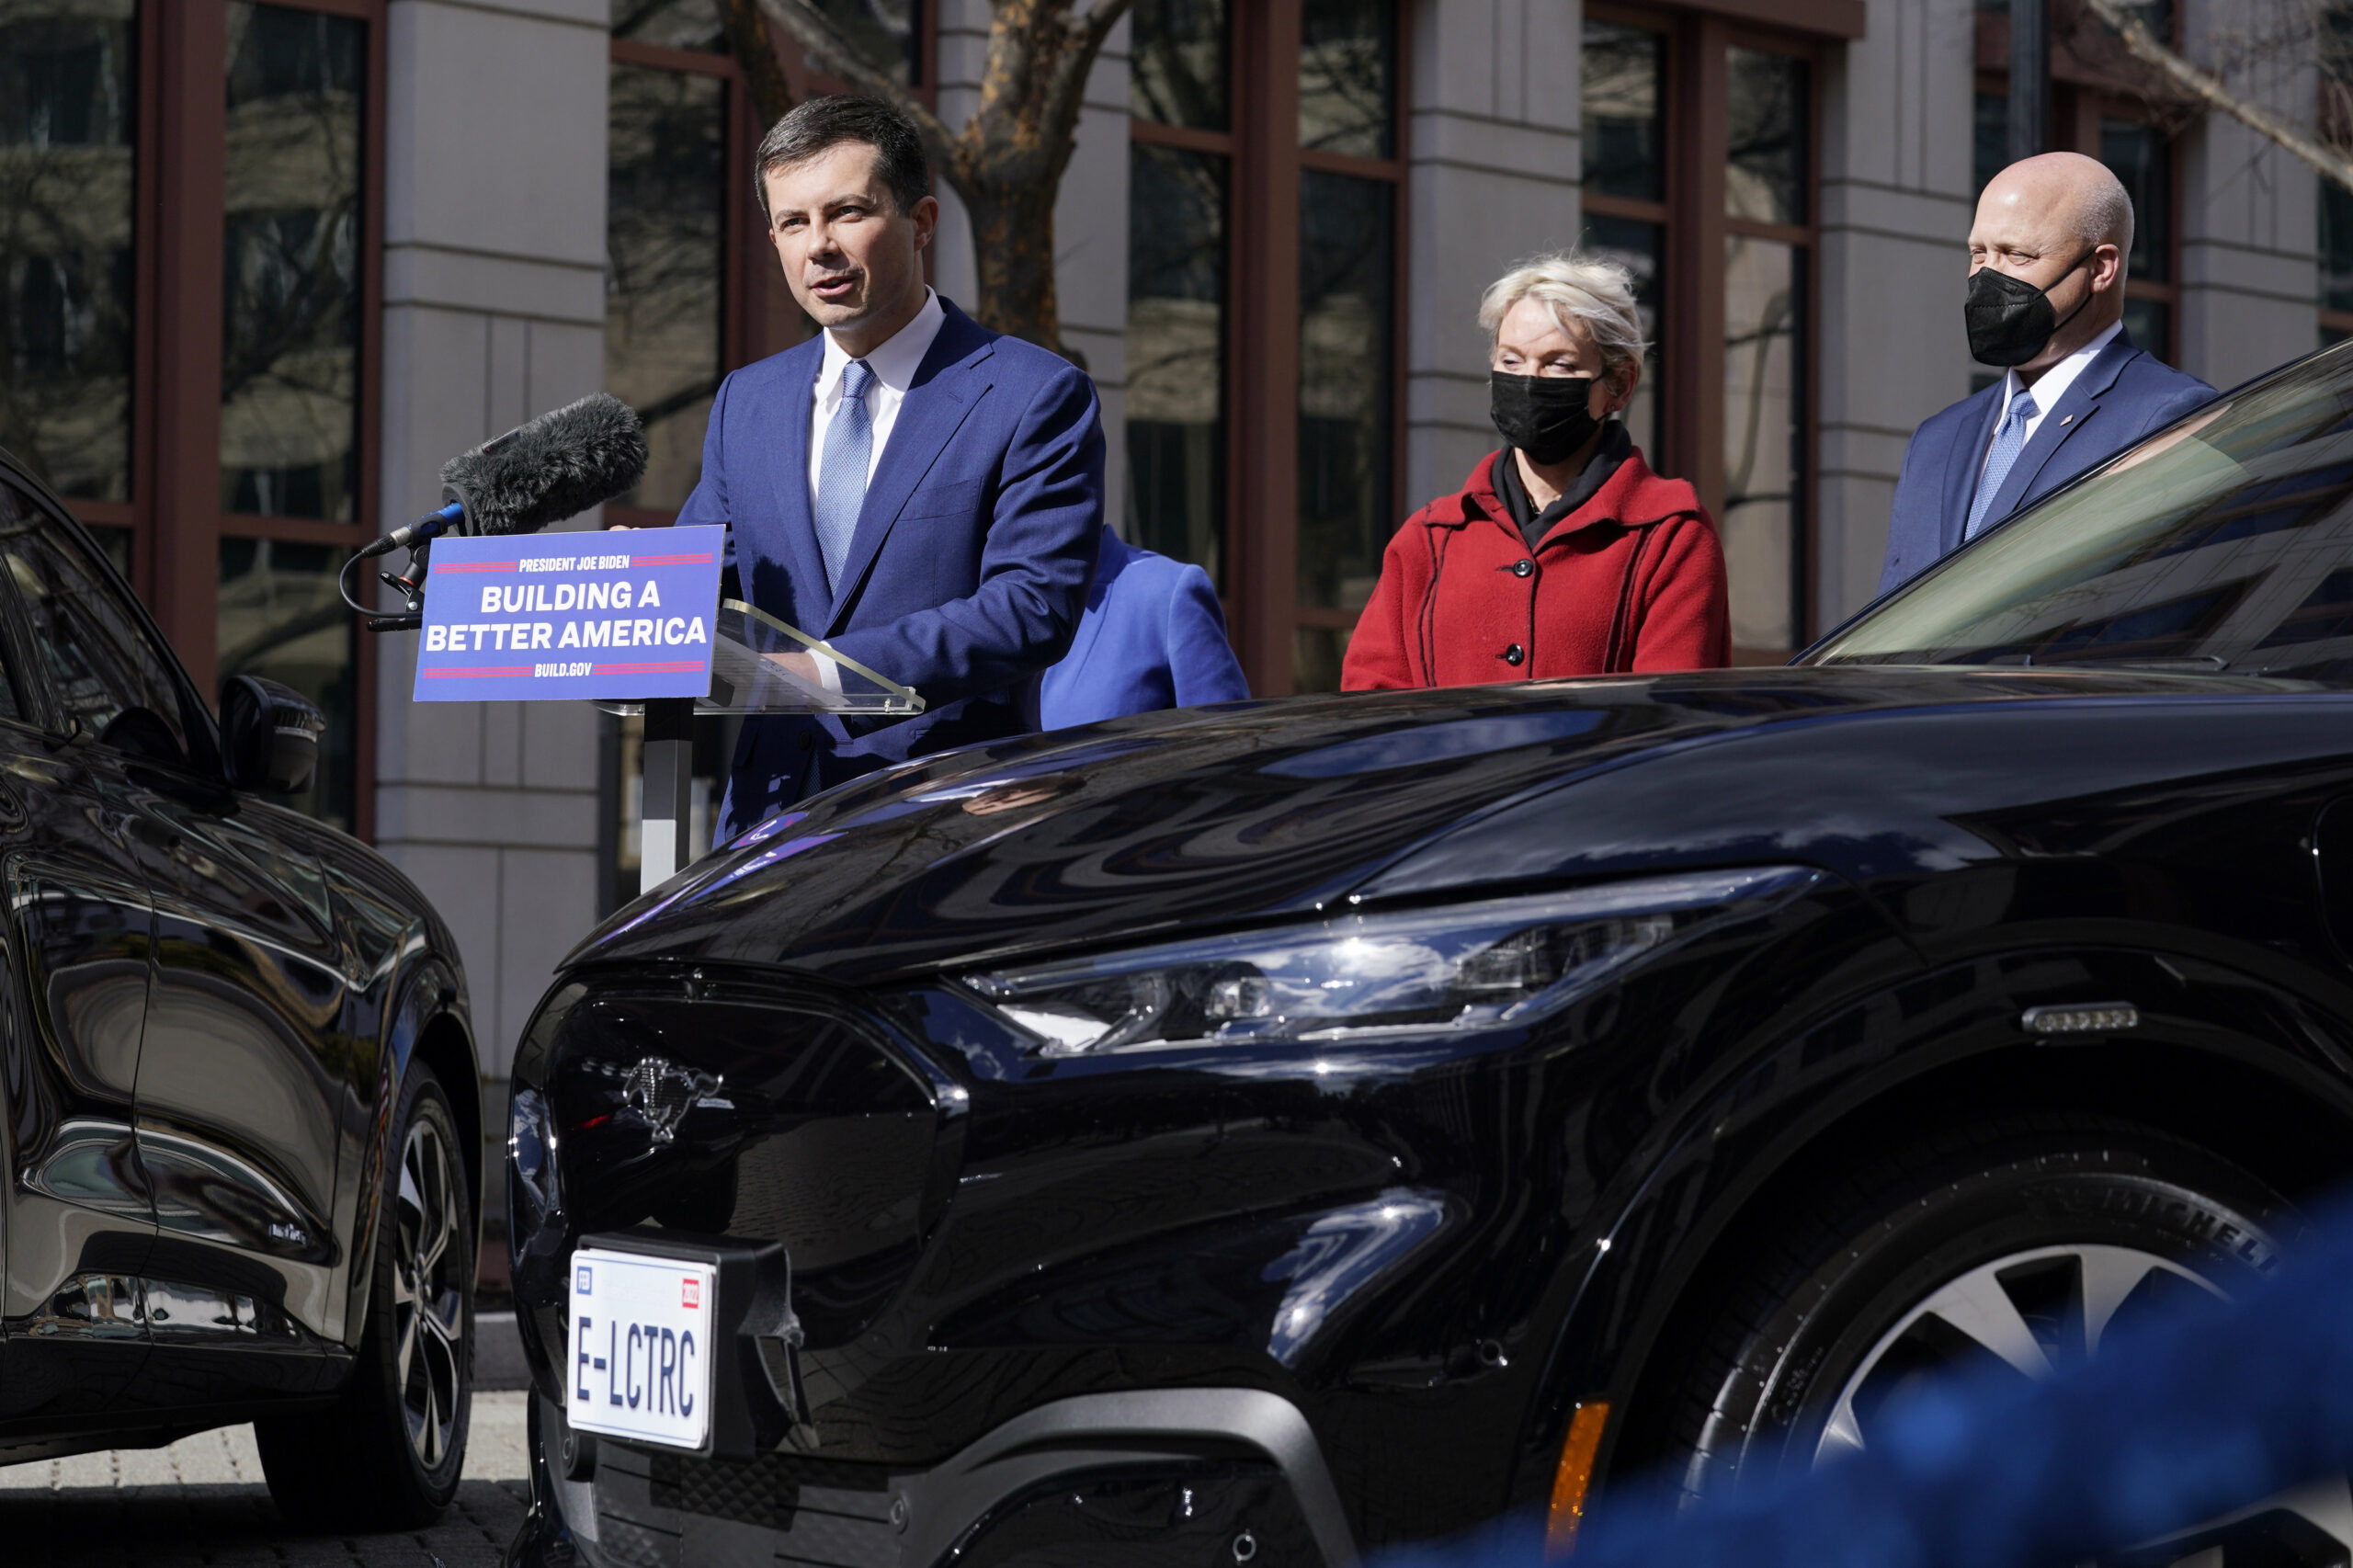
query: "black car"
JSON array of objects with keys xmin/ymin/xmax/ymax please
[
  {"xmin": 0, "ymin": 451, "xmax": 482, "ymax": 1527},
  {"xmin": 506, "ymin": 343, "xmax": 2353, "ymax": 1568}
]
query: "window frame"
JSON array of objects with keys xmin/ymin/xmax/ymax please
[
  {"xmin": 603, "ymin": 8, "xmax": 942, "ymax": 529},
  {"xmin": 1129, "ymin": 0, "xmax": 1412, "ymax": 696},
  {"xmin": 1583, "ymin": 5, "xmax": 1824, "ymax": 660},
  {"xmin": 67, "ymin": 0, "xmax": 387, "ymax": 835}
]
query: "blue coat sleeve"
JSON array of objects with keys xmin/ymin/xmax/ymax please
[
  {"xmin": 1878, "ymin": 425, "xmax": 1942, "ymax": 598},
  {"xmin": 674, "ymin": 370, "xmax": 737, "ymax": 572},
  {"xmin": 824, "ymin": 359, "xmax": 1105, "ymax": 708},
  {"xmin": 2133, "ymin": 381, "xmax": 2219, "ymax": 442},
  {"xmin": 1164, "ymin": 563, "xmax": 1249, "ymax": 707}
]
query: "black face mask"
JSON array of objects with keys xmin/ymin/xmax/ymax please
[
  {"xmin": 1964, "ymin": 250, "xmax": 2097, "ymax": 367},
  {"xmin": 1490, "ymin": 371, "xmax": 1602, "ymax": 465}
]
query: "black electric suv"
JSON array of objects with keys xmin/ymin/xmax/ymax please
[
  {"xmin": 507, "ymin": 342, "xmax": 2353, "ymax": 1567},
  {"xmin": 0, "ymin": 449, "xmax": 482, "ymax": 1528}
]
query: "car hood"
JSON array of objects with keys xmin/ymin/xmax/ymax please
[{"xmin": 568, "ymin": 666, "xmax": 2328, "ymax": 983}]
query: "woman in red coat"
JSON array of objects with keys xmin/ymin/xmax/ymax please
[{"xmin": 1342, "ymin": 254, "xmax": 1731, "ymax": 688}]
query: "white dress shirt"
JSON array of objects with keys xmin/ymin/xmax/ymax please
[
  {"xmin": 798, "ymin": 288, "xmax": 946, "ymax": 692},
  {"xmin": 808, "ymin": 287, "xmax": 947, "ymax": 503},
  {"xmin": 1983, "ymin": 318, "xmax": 2124, "ymax": 475}
]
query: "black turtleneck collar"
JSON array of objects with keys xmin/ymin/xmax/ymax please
[{"xmin": 1491, "ymin": 420, "xmax": 1633, "ymax": 549}]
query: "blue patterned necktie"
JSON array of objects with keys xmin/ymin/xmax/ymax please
[
  {"xmin": 814, "ymin": 358, "xmax": 875, "ymax": 589},
  {"xmin": 1966, "ymin": 389, "xmax": 2038, "ymax": 540}
]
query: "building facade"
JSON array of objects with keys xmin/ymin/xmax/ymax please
[{"xmin": 0, "ymin": 0, "xmax": 2330, "ymax": 1165}]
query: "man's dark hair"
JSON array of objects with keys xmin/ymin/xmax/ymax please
[{"xmin": 754, "ymin": 95, "xmax": 930, "ymax": 222}]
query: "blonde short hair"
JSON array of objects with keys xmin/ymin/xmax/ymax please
[{"xmin": 1478, "ymin": 252, "xmax": 1648, "ymax": 378}]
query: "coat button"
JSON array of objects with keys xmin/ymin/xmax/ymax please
[
  {"xmin": 1503, "ymin": 644, "xmax": 1525, "ymax": 666},
  {"xmin": 799, "ymin": 733, "xmax": 816, "ymax": 752},
  {"xmin": 1512, "ymin": 560, "xmax": 1533, "ymax": 577}
]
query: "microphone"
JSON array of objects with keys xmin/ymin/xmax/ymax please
[
  {"xmin": 345, "ymin": 393, "xmax": 650, "ymax": 628},
  {"xmin": 438, "ymin": 391, "xmax": 649, "ymax": 536},
  {"xmin": 355, "ymin": 392, "xmax": 650, "ymax": 562}
]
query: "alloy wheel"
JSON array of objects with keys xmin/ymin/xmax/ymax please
[
  {"xmin": 392, "ymin": 1114, "xmax": 466, "ymax": 1471},
  {"xmin": 1812, "ymin": 1243, "xmax": 2225, "ymax": 1464}
]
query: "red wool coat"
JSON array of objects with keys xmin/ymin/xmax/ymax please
[{"xmin": 1341, "ymin": 448, "xmax": 1732, "ymax": 688}]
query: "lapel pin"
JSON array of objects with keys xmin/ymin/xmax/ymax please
[{"xmin": 2059, "ymin": 414, "xmax": 2075, "ymax": 426}]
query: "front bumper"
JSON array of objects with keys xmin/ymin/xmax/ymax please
[{"xmin": 510, "ymin": 1386, "xmax": 1359, "ymax": 1568}]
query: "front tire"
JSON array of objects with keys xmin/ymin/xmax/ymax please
[
  {"xmin": 1665, "ymin": 1116, "xmax": 2286, "ymax": 1500},
  {"xmin": 259, "ymin": 1064, "xmax": 473, "ymax": 1530}
]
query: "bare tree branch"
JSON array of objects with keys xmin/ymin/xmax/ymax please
[
  {"xmin": 752, "ymin": 0, "xmax": 962, "ymax": 177},
  {"xmin": 1077, "ymin": 0, "xmax": 1137, "ymax": 55},
  {"xmin": 2080, "ymin": 0, "xmax": 2353, "ymax": 192}
]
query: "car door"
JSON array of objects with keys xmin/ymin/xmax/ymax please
[
  {"xmin": 0, "ymin": 492, "xmax": 346, "ymax": 1409},
  {"xmin": 0, "ymin": 472, "xmax": 162, "ymax": 1427}
]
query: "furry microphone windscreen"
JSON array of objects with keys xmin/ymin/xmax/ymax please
[{"xmin": 438, "ymin": 392, "xmax": 650, "ymax": 536}]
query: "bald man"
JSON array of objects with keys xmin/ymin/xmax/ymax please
[{"xmin": 1878, "ymin": 152, "xmax": 2214, "ymax": 595}]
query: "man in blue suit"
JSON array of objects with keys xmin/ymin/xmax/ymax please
[
  {"xmin": 674, "ymin": 96, "xmax": 1103, "ymax": 840},
  {"xmin": 1879, "ymin": 152, "xmax": 2213, "ymax": 595},
  {"xmin": 1038, "ymin": 526, "xmax": 1250, "ymax": 729}
]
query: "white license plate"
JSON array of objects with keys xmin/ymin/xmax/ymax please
[{"xmin": 566, "ymin": 1246, "xmax": 716, "ymax": 1450}]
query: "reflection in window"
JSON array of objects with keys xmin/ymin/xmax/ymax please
[
  {"xmin": 87, "ymin": 522, "xmax": 129, "ymax": 578},
  {"xmin": 219, "ymin": 538, "xmax": 356, "ymax": 830},
  {"xmin": 0, "ymin": 1, "xmax": 136, "ymax": 503},
  {"xmin": 1296, "ymin": 169, "xmax": 1393, "ymax": 691},
  {"xmin": 1727, "ymin": 48, "xmax": 1805, "ymax": 224},
  {"xmin": 1131, "ymin": 0, "xmax": 1226, "ymax": 130},
  {"xmin": 1299, "ymin": 0, "xmax": 1393, "ymax": 156},
  {"xmin": 1582, "ymin": 23, "xmax": 1662, "ymax": 202},
  {"xmin": 1723, "ymin": 234, "xmax": 1803, "ymax": 650},
  {"xmin": 610, "ymin": 0, "xmax": 725, "ymax": 51},
  {"xmin": 2323, "ymin": 181, "xmax": 2353, "ymax": 316},
  {"xmin": 1, "ymin": 483, "xmax": 198, "ymax": 753},
  {"xmin": 611, "ymin": 0, "xmax": 918, "ymax": 79},
  {"xmin": 1582, "ymin": 215, "xmax": 1662, "ymax": 459},
  {"xmin": 1126, "ymin": 142, "xmax": 1226, "ymax": 586},
  {"xmin": 1973, "ymin": 91, "xmax": 2006, "ymax": 196},
  {"xmin": 2122, "ymin": 294, "xmax": 2170, "ymax": 368},
  {"xmin": 222, "ymin": 4, "xmax": 364, "ymax": 522},
  {"xmin": 607, "ymin": 62, "xmax": 725, "ymax": 511},
  {"xmin": 2259, "ymin": 567, "xmax": 2353, "ymax": 648},
  {"xmin": 2100, "ymin": 119, "xmax": 2170, "ymax": 282}
]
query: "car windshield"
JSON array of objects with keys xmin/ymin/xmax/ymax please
[{"xmin": 1807, "ymin": 341, "xmax": 2353, "ymax": 678}]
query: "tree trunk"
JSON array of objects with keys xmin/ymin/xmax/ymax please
[
  {"xmin": 722, "ymin": 0, "xmax": 798, "ymax": 132},
  {"xmin": 961, "ymin": 176, "xmax": 1064, "ymax": 355},
  {"xmin": 753, "ymin": 0, "xmax": 1131, "ymax": 362}
]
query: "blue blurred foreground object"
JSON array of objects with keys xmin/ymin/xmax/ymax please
[
  {"xmin": 1038, "ymin": 525, "xmax": 1249, "ymax": 728},
  {"xmin": 1392, "ymin": 1189, "xmax": 2353, "ymax": 1568}
]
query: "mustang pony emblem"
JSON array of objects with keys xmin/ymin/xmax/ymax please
[{"xmin": 620, "ymin": 1058, "xmax": 723, "ymax": 1144}]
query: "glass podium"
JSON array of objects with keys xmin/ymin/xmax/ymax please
[
  {"xmin": 613, "ymin": 600, "xmax": 923, "ymax": 886},
  {"xmin": 597, "ymin": 598, "xmax": 923, "ymax": 717}
]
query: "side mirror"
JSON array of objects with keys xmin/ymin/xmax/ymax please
[{"xmin": 221, "ymin": 676, "xmax": 323, "ymax": 794}]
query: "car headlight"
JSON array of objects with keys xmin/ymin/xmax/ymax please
[{"xmin": 961, "ymin": 866, "xmax": 1819, "ymax": 1057}]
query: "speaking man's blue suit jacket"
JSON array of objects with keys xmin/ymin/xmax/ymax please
[
  {"xmin": 676, "ymin": 298, "xmax": 1104, "ymax": 843},
  {"xmin": 1877, "ymin": 330, "xmax": 2213, "ymax": 595},
  {"xmin": 1038, "ymin": 528, "xmax": 1250, "ymax": 729}
]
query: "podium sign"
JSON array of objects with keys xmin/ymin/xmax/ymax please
[
  {"xmin": 402, "ymin": 524, "xmax": 920, "ymax": 891},
  {"xmin": 412, "ymin": 526, "xmax": 724, "ymax": 703}
]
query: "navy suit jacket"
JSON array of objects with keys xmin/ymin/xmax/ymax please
[
  {"xmin": 1878, "ymin": 332, "xmax": 2213, "ymax": 595},
  {"xmin": 676, "ymin": 298, "xmax": 1104, "ymax": 841},
  {"xmin": 1038, "ymin": 528, "xmax": 1250, "ymax": 729}
]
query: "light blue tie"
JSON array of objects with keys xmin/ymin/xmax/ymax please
[
  {"xmin": 1966, "ymin": 389, "xmax": 2038, "ymax": 540},
  {"xmin": 814, "ymin": 358, "xmax": 875, "ymax": 589}
]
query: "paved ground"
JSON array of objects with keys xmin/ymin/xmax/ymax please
[{"xmin": 0, "ymin": 1391, "xmax": 532, "ymax": 1567}]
